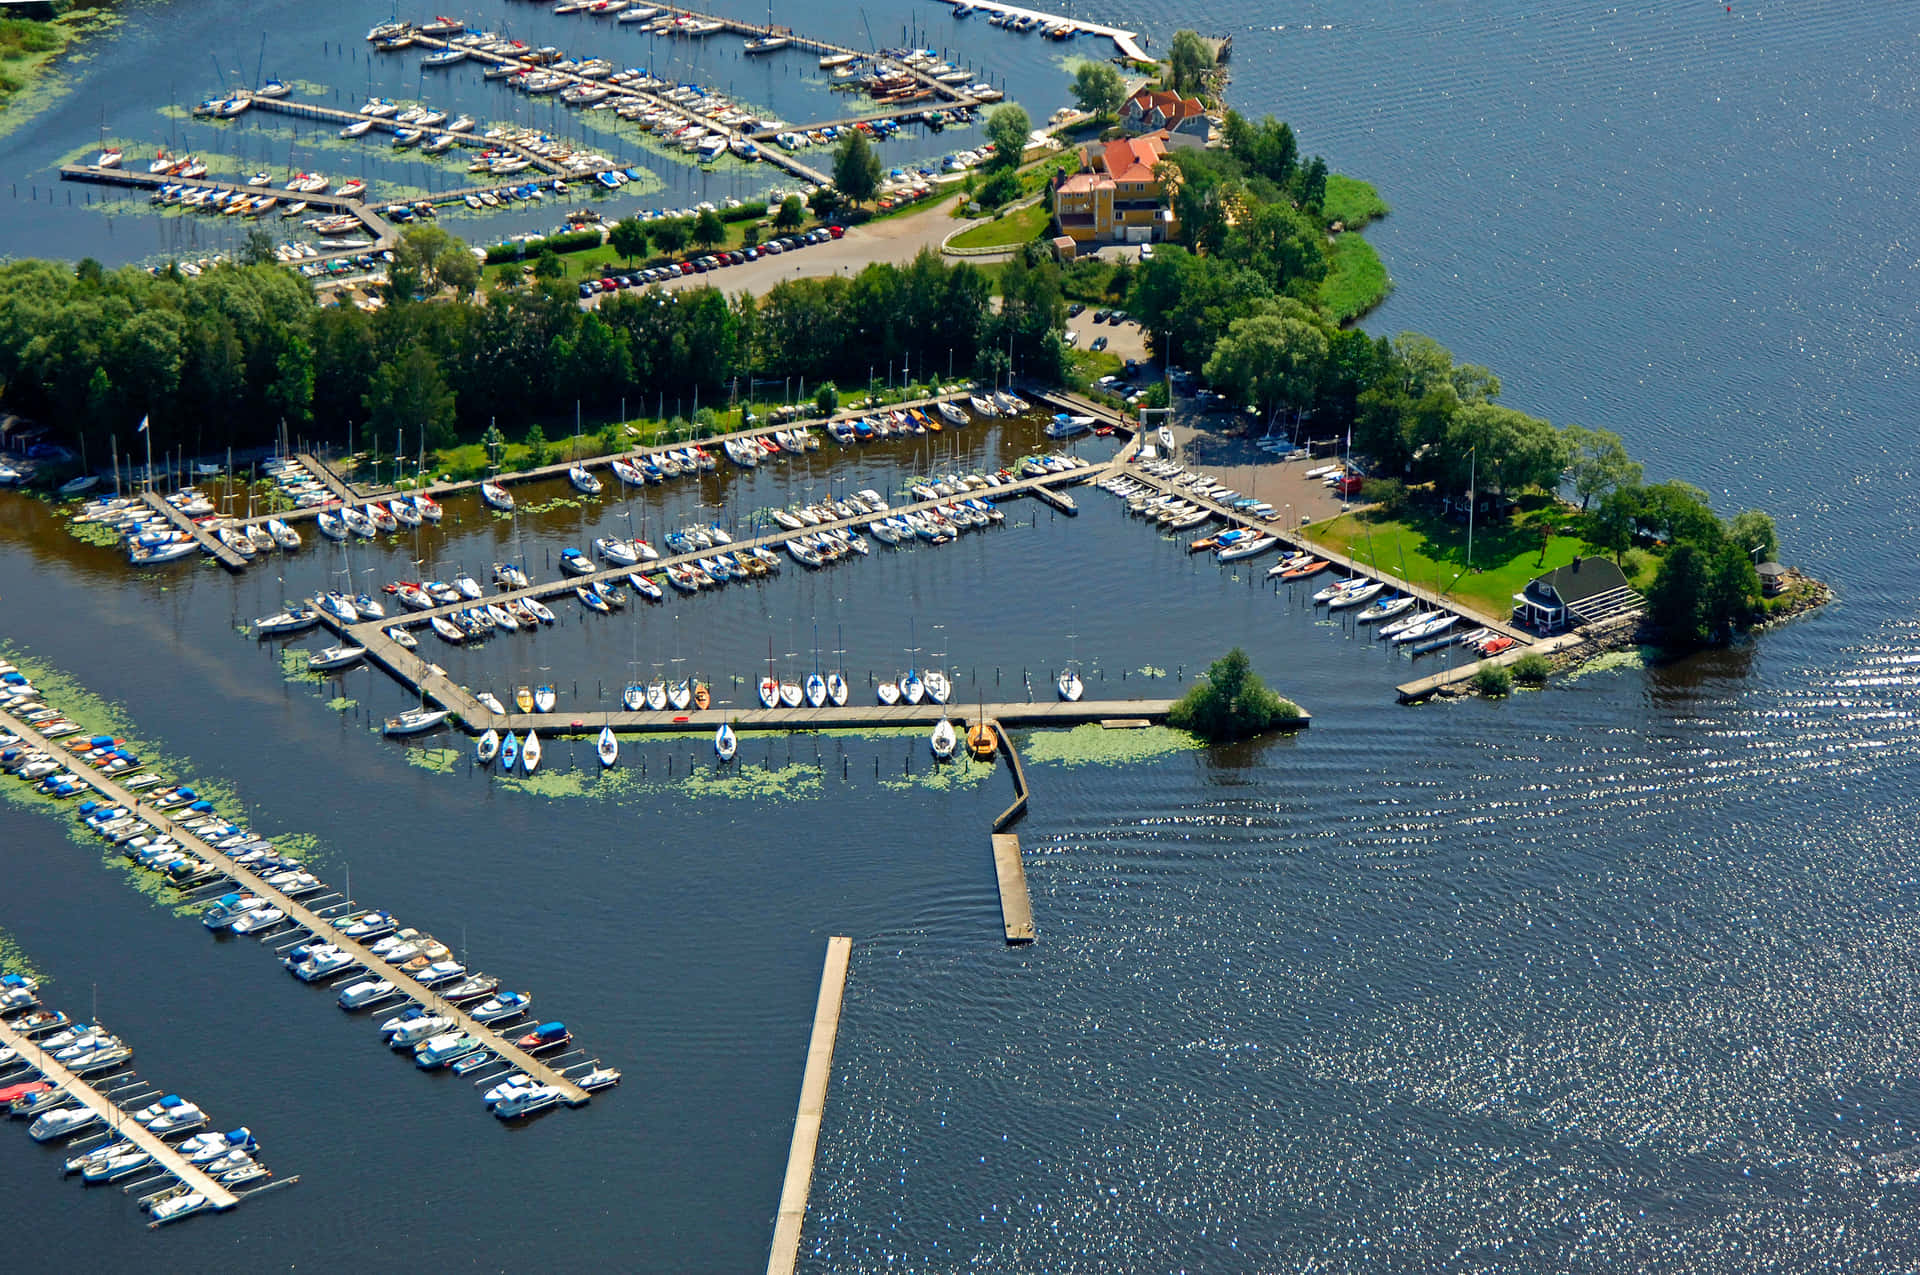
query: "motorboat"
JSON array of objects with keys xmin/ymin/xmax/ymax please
[
  {"xmin": 387, "ymin": 1014, "xmax": 455, "ymax": 1048},
  {"xmin": 1057, "ymin": 670, "xmax": 1083, "ymax": 701},
  {"xmin": 493, "ymin": 1084, "xmax": 564, "ymax": 1119},
  {"xmin": 439, "ymin": 974, "xmax": 499, "ymax": 1003},
  {"xmin": 559, "ymin": 547, "xmax": 595, "ymax": 576},
  {"xmin": 514, "ymin": 1021, "xmax": 571, "ymax": 1053},
  {"xmin": 930, "ymin": 718, "xmax": 957, "ymax": 760},
  {"xmin": 522, "ymin": 729, "xmax": 541, "ymax": 773},
  {"xmin": 470, "ymin": 991, "xmax": 531, "ymax": 1023},
  {"xmin": 307, "ymin": 644, "xmax": 366, "ymax": 671},
  {"xmin": 416, "ymin": 1032, "xmax": 483, "ymax": 1068},
  {"xmin": 30, "ymin": 1107, "xmax": 101, "ymax": 1142},
  {"xmin": 596, "ymin": 726, "xmax": 618, "ymax": 767},
  {"xmin": 339, "ymin": 978, "xmax": 396, "ymax": 1009}
]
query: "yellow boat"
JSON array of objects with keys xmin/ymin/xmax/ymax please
[
  {"xmin": 966, "ymin": 720, "xmax": 996, "ymax": 759},
  {"xmin": 692, "ymin": 682, "xmax": 711, "ymax": 710},
  {"xmin": 514, "ymin": 685, "xmax": 534, "ymax": 713}
]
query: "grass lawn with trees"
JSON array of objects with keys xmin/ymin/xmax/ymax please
[{"xmin": 1302, "ymin": 500, "xmax": 1655, "ymax": 623}]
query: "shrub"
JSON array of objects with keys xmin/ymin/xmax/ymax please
[
  {"xmin": 1510, "ymin": 653, "xmax": 1550, "ymax": 685},
  {"xmin": 1473, "ymin": 665, "xmax": 1513, "ymax": 697},
  {"xmin": 977, "ymin": 169, "xmax": 1022, "ymax": 209},
  {"xmin": 1359, "ymin": 477, "xmax": 1405, "ymax": 512},
  {"xmin": 722, "ymin": 200, "xmax": 767, "ymax": 224},
  {"xmin": 1167, "ymin": 647, "xmax": 1301, "ymax": 741},
  {"xmin": 814, "ymin": 382, "xmax": 839, "ymax": 416}
]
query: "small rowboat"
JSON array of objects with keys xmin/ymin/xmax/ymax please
[{"xmin": 1279, "ymin": 558, "xmax": 1328, "ymax": 581}]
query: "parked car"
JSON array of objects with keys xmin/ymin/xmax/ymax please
[
  {"xmin": 1092, "ymin": 309, "xmax": 1111, "ymax": 324},
  {"xmin": 827, "ymin": 225, "xmax": 845, "ymax": 239},
  {"xmin": 1067, "ymin": 302, "xmax": 1085, "ymax": 318},
  {"xmin": 1090, "ymin": 336, "xmax": 1109, "ymax": 352},
  {"xmin": 1139, "ymin": 244, "xmax": 1154, "ymax": 260}
]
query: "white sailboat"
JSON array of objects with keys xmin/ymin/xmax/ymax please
[
  {"xmin": 930, "ymin": 718, "xmax": 957, "ymax": 760},
  {"xmin": 521, "ymin": 730, "xmax": 542, "ymax": 773},
  {"xmin": 714, "ymin": 721, "xmax": 737, "ymax": 761}
]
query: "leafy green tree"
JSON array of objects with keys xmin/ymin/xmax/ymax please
[
  {"xmin": 363, "ymin": 345, "xmax": 457, "ymax": 449},
  {"xmin": 1167, "ymin": 647, "xmax": 1301, "ymax": 741},
  {"xmin": 1728, "ymin": 509, "xmax": 1779, "ymax": 563},
  {"xmin": 1561, "ymin": 423, "xmax": 1642, "ymax": 510},
  {"xmin": 608, "ymin": 216, "xmax": 649, "ymax": 265},
  {"xmin": 1443, "ymin": 402, "xmax": 1570, "ymax": 496},
  {"xmin": 774, "ymin": 194, "xmax": 805, "ymax": 231},
  {"xmin": 1202, "ymin": 307, "xmax": 1329, "ymax": 421},
  {"xmin": 269, "ymin": 333, "xmax": 315, "ymax": 428},
  {"xmin": 1293, "ymin": 156, "xmax": 1328, "ymax": 212},
  {"xmin": 832, "ymin": 130, "xmax": 883, "ymax": 206},
  {"xmin": 692, "ymin": 208, "xmax": 725, "ymax": 252},
  {"xmin": 1229, "ymin": 201, "xmax": 1327, "ymax": 295},
  {"xmin": 242, "ymin": 227, "xmax": 278, "ymax": 267},
  {"xmin": 436, "ymin": 245, "xmax": 480, "ymax": 298},
  {"xmin": 984, "ymin": 105, "xmax": 1031, "ymax": 171},
  {"xmin": 522, "ymin": 422, "xmax": 550, "ymax": 468},
  {"xmin": 1167, "ymin": 30, "xmax": 1213, "ymax": 96},
  {"xmin": 814, "ymin": 381, "xmax": 839, "ymax": 416},
  {"xmin": 976, "ymin": 168, "xmax": 1021, "ymax": 209},
  {"xmin": 1588, "ymin": 485, "xmax": 1640, "ymax": 560},
  {"xmin": 533, "ymin": 249, "xmax": 566, "ymax": 280},
  {"xmin": 808, "ymin": 186, "xmax": 842, "ymax": 219},
  {"xmin": 1070, "ymin": 62, "xmax": 1126, "ymax": 117},
  {"xmin": 651, "ymin": 217, "xmax": 690, "ymax": 256}
]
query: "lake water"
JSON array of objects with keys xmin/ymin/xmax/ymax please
[{"xmin": 3, "ymin": 0, "xmax": 1919, "ymax": 1269}]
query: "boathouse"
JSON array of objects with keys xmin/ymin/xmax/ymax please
[{"xmin": 1512, "ymin": 555, "xmax": 1643, "ymax": 633}]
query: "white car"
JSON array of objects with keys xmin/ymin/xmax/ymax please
[
  {"xmin": 1139, "ymin": 243, "xmax": 1155, "ymax": 260},
  {"xmin": 1063, "ymin": 329, "xmax": 1081, "ymax": 346}
]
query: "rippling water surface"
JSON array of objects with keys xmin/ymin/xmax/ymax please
[{"xmin": 1, "ymin": 0, "xmax": 1916, "ymax": 1269}]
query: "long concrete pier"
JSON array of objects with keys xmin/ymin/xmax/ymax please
[
  {"xmin": 0, "ymin": 709, "xmax": 591, "ymax": 1108},
  {"xmin": 926, "ymin": 0, "xmax": 1150, "ymax": 62},
  {"xmin": 990, "ymin": 833, "xmax": 1034, "ymax": 943},
  {"xmin": 0, "ymin": 1016, "xmax": 241, "ymax": 1212},
  {"xmin": 766, "ymin": 935, "xmax": 852, "ymax": 1275}
]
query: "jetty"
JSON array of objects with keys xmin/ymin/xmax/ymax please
[
  {"xmin": 990, "ymin": 832, "xmax": 1034, "ymax": 943},
  {"xmin": 766, "ymin": 935, "xmax": 852, "ymax": 1275},
  {"xmin": 0, "ymin": 1016, "xmax": 241, "ymax": 1215},
  {"xmin": 139, "ymin": 490, "xmax": 248, "ymax": 573},
  {"xmin": 1119, "ymin": 461, "xmax": 1535, "ymax": 644},
  {"xmin": 928, "ymin": 0, "xmax": 1150, "ymax": 62},
  {"xmin": 0, "ymin": 707, "xmax": 592, "ymax": 1109},
  {"xmin": 1395, "ymin": 631, "xmax": 1586, "ymax": 704}
]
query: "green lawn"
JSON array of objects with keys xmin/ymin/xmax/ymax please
[
  {"xmin": 1322, "ymin": 174, "xmax": 1389, "ymax": 230},
  {"xmin": 947, "ymin": 201, "xmax": 1051, "ymax": 252},
  {"xmin": 1303, "ymin": 505, "xmax": 1603, "ymax": 622},
  {"xmin": 1319, "ymin": 233, "xmax": 1392, "ymax": 324}
]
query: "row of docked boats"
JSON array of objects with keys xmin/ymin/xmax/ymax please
[
  {"xmin": 1, "ymin": 976, "xmax": 281, "ymax": 1222},
  {"xmin": 720, "ymin": 429, "xmax": 817, "ymax": 469},
  {"xmin": 1128, "ymin": 459, "xmax": 1284, "ymax": 521},
  {"xmin": 69, "ymin": 490, "xmax": 302, "ymax": 566},
  {"xmin": 315, "ymin": 492, "xmax": 444, "ymax": 540},
  {"xmin": 0, "ymin": 677, "xmax": 600, "ymax": 1119}
]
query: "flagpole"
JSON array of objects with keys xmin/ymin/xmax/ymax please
[
  {"xmin": 1466, "ymin": 446, "xmax": 1475, "ymax": 570},
  {"xmin": 141, "ymin": 415, "xmax": 152, "ymax": 495}
]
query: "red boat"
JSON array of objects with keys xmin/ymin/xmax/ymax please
[
  {"xmin": 1280, "ymin": 558, "xmax": 1329, "ymax": 581},
  {"xmin": 515, "ymin": 1021, "xmax": 572, "ymax": 1054},
  {"xmin": 1478, "ymin": 636, "xmax": 1515, "ymax": 656},
  {"xmin": 0, "ymin": 1081, "xmax": 51, "ymax": 1105}
]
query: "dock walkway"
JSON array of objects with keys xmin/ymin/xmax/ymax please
[
  {"xmin": 0, "ymin": 709, "xmax": 590, "ymax": 1108},
  {"xmin": 292, "ymin": 453, "xmax": 358, "ymax": 505},
  {"xmin": 0, "ymin": 1016, "xmax": 241, "ymax": 1212},
  {"xmin": 1395, "ymin": 632, "xmax": 1586, "ymax": 703},
  {"xmin": 479, "ymin": 698, "xmax": 1178, "ymax": 737},
  {"xmin": 139, "ymin": 490, "xmax": 248, "ymax": 573},
  {"xmin": 1121, "ymin": 464, "xmax": 1533, "ymax": 641},
  {"xmin": 926, "ymin": 0, "xmax": 1149, "ymax": 61},
  {"xmin": 238, "ymin": 93, "xmax": 567, "ymax": 176},
  {"xmin": 56, "ymin": 165, "xmax": 395, "ymax": 262},
  {"xmin": 990, "ymin": 832, "xmax": 1034, "ymax": 943},
  {"xmin": 766, "ymin": 936, "xmax": 852, "ymax": 1275}
]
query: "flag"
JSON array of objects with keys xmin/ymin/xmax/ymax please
[{"xmin": 137, "ymin": 415, "xmax": 149, "ymax": 434}]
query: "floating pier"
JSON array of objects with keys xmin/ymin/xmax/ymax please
[
  {"xmin": 927, "ymin": 0, "xmax": 1151, "ymax": 62},
  {"xmin": 0, "ymin": 1016, "xmax": 241, "ymax": 1215},
  {"xmin": 0, "ymin": 708, "xmax": 592, "ymax": 1109},
  {"xmin": 766, "ymin": 935, "xmax": 852, "ymax": 1275},
  {"xmin": 990, "ymin": 832, "xmax": 1034, "ymax": 943},
  {"xmin": 1395, "ymin": 631, "xmax": 1586, "ymax": 703},
  {"xmin": 139, "ymin": 490, "xmax": 248, "ymax": 572}
]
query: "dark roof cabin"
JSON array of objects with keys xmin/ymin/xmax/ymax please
[{"xmin": 1513, "ymin": 555, "xmax": 1643, "ymax": 633}]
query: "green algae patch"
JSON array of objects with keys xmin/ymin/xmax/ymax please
[
  {"xmin": 1560, "ymin": 648, "xmax": 1650, "ymax": 683},
  {"xmin": 0, "ymin": 928, "xmax": 47, "ymax": 986},
  {"xmin": 878, "ymin": 758, "xmax": 994, "ymax": 793},
  {"xmin": 1017, "ymin": 724, "xmax": 1201, "ymax": 768},
  {"xmin": 327, "ymin": 695, "xmax": 357, "ymax": 713},
  {"xmin": 406, "ymin": 746, "xmax": 461, "ymax": 775}
]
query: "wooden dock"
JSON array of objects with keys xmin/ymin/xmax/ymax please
[
  {"xmin": 238, "ymin": 93, "xmax": 568, "ymax": 177},
  {"xmin": 139, "ymin": 490, "xmax": 249, "ymax": 573},
  {"xmin": 478, "ymin": 698, "xmax": 1177, "ymax": 738},
  {"xmin": 989, "ymin": 718, "xmax": 1028, "ymax": 831},
  {"xmin": 0, "ymin": 709, "xmax": 591, "ymax": 1108},
  {"xmin": 1121, "ymin": 464, "xmax": 1534, "ymax": 642},
  {"xmin": 766, "ymin": 935, "xmax": 853, "ymax": 1275},
  {"xmin": 1395, "ymin": 631, "xmax": 1586, "ymax": 703},
  {"xmin": 0, "ymin": 1016, "xmax": 241, "ymax": 1213},
  {"xmin": 990, "ymin": 833, "xmax": 1034, "ymax": 944},
  {"xmin": 56, "ymin": 164, "xmax": 396, "ymax": 262}
]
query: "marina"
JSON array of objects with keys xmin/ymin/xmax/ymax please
[{"xmin": 0, "ymin": 703, "xmax": 597, "ymax": 1112}]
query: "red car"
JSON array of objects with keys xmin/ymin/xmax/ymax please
[{"xmin": 827, "ymin": 225, "xmax": 844, "ymax": 239}]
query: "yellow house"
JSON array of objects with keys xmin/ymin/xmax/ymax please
[{"xmin": 1052, "ymin": 130, "xmax": 1180, "ymax": 246}]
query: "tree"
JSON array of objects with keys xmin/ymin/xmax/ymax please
[
  {"xmin": 242, "ymin": 227, "xmax": 278, "ymax": 268},
  {"xmin": 1588, "ymin": 485, "xmax": 1639, "ymax": 561},
  {"xmin": 522, "ymin": 422, "xmax": 550, "ymax": 468},
  {"xmin": 808, "ymin": 186, "xmax": 842, "ymax": 219},
  {"xmin": 832, "ymin": 130, "xmax": 883, "ymax": 207},
  {"xmin": 692, "ymin": 208, "xmax": 725, "ymax": 252},
  {"xmin": 814, "ymin": 381, "xmax": 839, "ymax": 416},
  {"xmin": 1561, "ymin": 423, "xmax": 1642, "ymax": 510},
  {"xmin": 774, "ymin": 194, "xmax": 805, "ymax": 232},
  {"xmin": 363, "ymin": 344, "xmax": 457, "ymax": 449},
  {"xmin": 1728, "ymin": 509, "xmax": 1779, "ymax": 564},
  {"xmin": 533, "ymin": 249, "xmax": 566, "ymax": 281},
  {"xmin": 1293, "ymin": 156, "xmax": 1328, "ymax": 212},
  {"xmin": 1070, "ymin": 62, "xmax": 1126, "ymax": 117},
  {"xmin": 983, "ymin": 105, "xmax": 1031, "ymax": 171},
  {"xmin": 436, "ymin": 245, "xmax": 479, "ymax": 298},
  {"xmin": 268, "ymin": 333, "xmax": 315, "ymax": 429},
  {"xmin": 650, "ymin": 217, "xmax": 690, "ymax": 256},
  {"xmin": 1167, "ymin": 647, "xmax": 1302, "ymax": 741},
  {"xmin": 1444, "ymin": 402, "xmax": 1570, "ymax": 496},
  {"xmin": 608, "ymin": 216, "xmax": 649, "ymax": 265},
  {"xmin": 1202, "ymin": 308, "xmax": 1329, "ymax": 421},
  {"xmin": 1167, "ymin": 30, "xmax": 1213, "ymax": 96}
]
